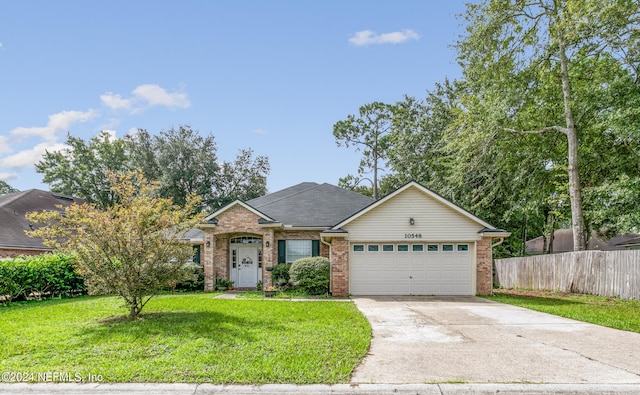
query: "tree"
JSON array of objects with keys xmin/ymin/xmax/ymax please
[
  {"xmin": 0, "ymin": 180, "xmax": 18, "ymax": 195},
  {"xmin": 38, "ymin": 125, "xmax": 271, "ymax": 212},
  {"xmin": 385, "ymin": 84, "xmax": 458, "ymax": 194},
  {"xmin": 455, "ymin": 0, "xmax": 640, "ymax": 251},
  {"xmin": 337, "ymin": 174, "xmax": 374, "ymax": 198},
  {"xmin": 209, "ymin": 148, "xmax": 269, "ymax": 210},
  {"xmin": 36, "ymin": 131, "xmax": 131, "ymax": 210},
  {"xmin": 27, "ymin": 170, "xmax": 203, "ymax": 320},
  {"xmin": 125, "ymin": 129, "xmax": 161, "ymax": 182},
  {"xmin": 333, "ymin": 102, "xmax": 394, "ymax": 199},
  {"xmin": 153, "ymin": 125, "xmax": 219, "ymax": 210}
]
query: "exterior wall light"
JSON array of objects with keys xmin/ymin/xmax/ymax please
[
  {"xmin": 206, "ymin": 241, "xmax": 211, "ymax": 247},
  {"xmin": 409, "ymin": 218, "xmax": 415, "ymax": 225},
  {"xmin": 265, "ymin": 241, "xmax": 270, "ymax": 247}
]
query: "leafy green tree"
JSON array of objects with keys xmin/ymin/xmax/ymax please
[
  {"xmin": 35, "ymin": 131, "xmax": 131, "ymax": 210},
  {"xmin": 0, "ymin": 180, "xmax": 18, "ymax": 195},
  {"xmin": 337, "ymin": 174, "xmax": 374, "ymax": 198},
  {"xmin": 38, "ymin": 125, "xmax": 271, "ymax": 212},
  {"xmin": 125, "ymin": 128, "xmax": 161, "ymax": 182},
  {"xmin": 209, "ymin": 148, "xmax": 269, "ymax": 211},
  {"xmin": 333, "ymin": 102, "xmax": 394, "ymax": 199},
  {"xmin": 455, "ymin": 0, "xmax": 640, "ymax": 251},
  {"xmin": 153, "ymin": 125, "xmax": 219, "ymax": 210},
  {"xmin": 27, "ymin": 170, "xmax": 203, "ymax": 320}
]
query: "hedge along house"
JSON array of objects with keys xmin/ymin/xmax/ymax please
[{"xmin": 200, "ymin": 181, "xmax": 510, "ymax": 296}]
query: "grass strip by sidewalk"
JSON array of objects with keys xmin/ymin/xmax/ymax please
[
  {"xmin": 0, "ymin": 293, "xmax": 371, "ymax": 384},
  {"xmin": 487, "ymin": 289, "xmax": 640, "ymax": 333}
]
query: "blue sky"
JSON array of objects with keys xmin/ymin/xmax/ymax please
[{"xmin": 0, "ymin": 1, "xmax": 468, "ymax": 193}]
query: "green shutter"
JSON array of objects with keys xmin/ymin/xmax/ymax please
[
  {"xmin": 312, "ymin": 240, "xmax": 320, "ymax": 256},
  {"xmin": 278, "ymin": 240, "xmax": 286, "ymax": 263},
  {"xmin": 192, "ymin": 245, "xmax": 201, "ymax": 264}
]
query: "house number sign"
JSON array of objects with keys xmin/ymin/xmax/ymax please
[{"xmin": 404, "ymin": 233, "xmax": 422, "ymax": 239}]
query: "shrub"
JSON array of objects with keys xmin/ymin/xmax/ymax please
[
  {"xmin": 0, "ymin": 254, "xmax": 86, "ymax": 303},
  {"xmin": 172, "ymin": 263, "xmax": 204, "ymax": 292},
  {"xmin": 271, "ymin": 263, "xmax": 291, "ymax": 284},
  {"xmin": 289, "ymin": 257, "xmax": 330, "ymax": 295}
]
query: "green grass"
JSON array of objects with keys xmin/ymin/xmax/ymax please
[
  {"xmin": 0, "ymin": 294, "xmax": 371, "ymax": 384},
  {"xmin": 487, "ymin": 289, "xmax": 640, "ymax": 333}
]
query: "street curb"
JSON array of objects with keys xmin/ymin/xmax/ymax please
[{"xmin": 3, "ymin": 383, "xmax": 640, "ymax": 394}]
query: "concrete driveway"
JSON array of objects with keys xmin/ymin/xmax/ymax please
[{"xmin": 351, "ymin": 296, "xmax": 640, "ymax": 384}]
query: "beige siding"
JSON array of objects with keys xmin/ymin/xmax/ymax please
[{"xmin": 343, "ymin": 186, "xmax": 484, "ymax": 242}]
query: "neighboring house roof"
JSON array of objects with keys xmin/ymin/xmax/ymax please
[
  {"xmin": 525, "ymin": 229, "xmax": 640, "ymax": 254},
  {"xmin": 0, "ymin": 189, "xmax": 85, "ymax": 251},
  {"xmin": 616, "ymin": 236, "xmax": 640, "ymax": 248},
  {"xmin": 182, "ymin": 227, "xmax": 204, "ymax": 243},
  {"xmin": 207, "ymin": 182, "xmax": 376, "ymax": 228},
  {"xmin": 330, "ymin": 181, "xmax": 510, "ymax": 236}
]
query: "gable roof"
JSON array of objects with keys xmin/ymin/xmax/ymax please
[
  {"xmin": 205, "ymin": 182, "xmax": 376, "ymax": 228},
  {"xmin": 330, "ymin": 181, "xmax": 509, "ymax": 235},
  {"xmin": 0, "ymin": 189, "xmax": 85, "ymax": 250},
  {"xmin": 246, "ymin": 182, "xmax": 375, "ymax": 227},
  {"xmin": 204, "ymin": 199, "xmax": 275, "ymax": 224}
]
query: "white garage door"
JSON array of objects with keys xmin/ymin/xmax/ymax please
[{"xmin": 349, "ymin": 242, "xmax": 474, "ymax": 295}]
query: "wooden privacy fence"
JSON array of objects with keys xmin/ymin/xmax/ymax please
[{"xmin": 494, "ymin": 250, "xmax": 640, "ymax": 300}]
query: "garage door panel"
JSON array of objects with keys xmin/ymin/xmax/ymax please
[{"xmin": 350, "ymin": 243, "xmax": 474, "ymax": 296}]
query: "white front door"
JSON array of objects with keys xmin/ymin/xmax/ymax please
[{"xmin": 237, "ymin": 246, "xmax": 258, "ymax": 288}]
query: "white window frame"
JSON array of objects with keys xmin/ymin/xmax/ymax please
[{"xmin": 286, "ymin": 240, "xmax": 312, "ymax": 263}]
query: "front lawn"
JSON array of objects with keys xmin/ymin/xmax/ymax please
[
  {"xmin": 488, "ymin": 289, "xmax": 640, "ymax": 333},
  {"xmin": 0, "ymin": 294, "xmax": 371, "ymax": 383}
]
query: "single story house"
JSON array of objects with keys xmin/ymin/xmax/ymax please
[
  {"xmin": 0, "ymin": 189, "xmax": 85, "ymax": 258},
  {"xmin": 200, "ymin": 181, "xmax": 509, "ymax": 296}
]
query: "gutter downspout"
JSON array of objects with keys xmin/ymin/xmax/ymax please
[
  {"xmin": 492, "ymin": 237, "xmax": 505, "ymax": 248},
  {"xmin": 320, "ymin": 236, "xmax": 332, "ymax": 295}
]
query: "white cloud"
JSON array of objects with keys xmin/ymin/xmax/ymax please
[
  {"xmin": 0, "ymin": 172, "xmax": 18, "ymax": 181},
  {"xmin": 254, "ymin": 128, "xmax": 267, "ymax": 134},
  {"xmin": 102, "ymin": 84, "xmax": 191, "ymax": 113},
  {"xmin": 0, "ymin": 142, "xmax": 68, "ymax": 168},
  {"xmin": 349, "ymin": 29, "xmax": 420, "ymax": 46},
  {"xmin": 100, "ymin": 92, "xmax": 132, "ymax": 111},
  {"xmin": 0, "ymin": 135, "xmax": 12, "ymax": 154},
  {"xmin": 9, "ymin": 109, "xmax": 98, "ymax": 142},
  {"xmin": 133, "ymin": 84, "xmax": 190, "ymax": 109}
]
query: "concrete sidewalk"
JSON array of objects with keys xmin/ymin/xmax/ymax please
[{"xmin": 3, "ymin": 382, "xmax": 640, "ymax": 394}]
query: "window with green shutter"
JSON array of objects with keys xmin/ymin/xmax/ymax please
[
  {"xmin": 277, "ymin": 240, "xmax": 286, "ymax": 264},
  {"xmin": 277, "ymin": 240, "xmax": 318, "ymax": 263}
]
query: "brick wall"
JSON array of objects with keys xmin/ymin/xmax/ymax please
[
  {"xmin": 330, "ymin": 238, "xmax": 349, "ymax": 297},
  {"xmin": 201, "ymin": 204, "xmax": 329, "ymax": 292},
  {"xmin": 476, "ymin": 237, "xmax": 493, "ymax": 295}
]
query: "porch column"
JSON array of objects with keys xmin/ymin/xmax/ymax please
[
  {"xmin": 262, "ymin": 229, "xmax": 275, "ymax": 286},
  {"xmin": 203, "ymin": 231, "xmax": 215, "ymax": 292}
]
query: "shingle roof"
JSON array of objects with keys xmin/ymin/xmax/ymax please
[
  {"xmin": 0, "ymin": 189, "xmax": 84, "ymax": 250},
  {"xmin": 246, "ymin": 182, "xmax": 375, "ymax": 227}
]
